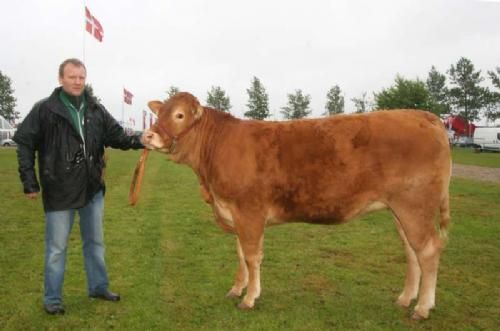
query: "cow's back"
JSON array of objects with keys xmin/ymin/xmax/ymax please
[{"xmin": 205, "ymin": 110, "xmax": 451, "ymax": 223}]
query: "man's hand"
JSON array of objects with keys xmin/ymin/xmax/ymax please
[{"xmin": 25, "ymin": 192, "xmax": 39, "ymax": 199}]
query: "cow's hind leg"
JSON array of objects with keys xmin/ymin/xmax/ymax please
[
  {"xmin": 392, "ymin": 206, "xmax": 444, "ymax": 320},
  {"xmin": 412, "ymin": 233, "xmax": 443, "ymax": 320},
  {"xmin": 393, "ymin": 215, "xmax": 421, "ymax": 308},
  {"xmin": 226, "ymin": 237, "xmax": 249, "ymax": 299}
]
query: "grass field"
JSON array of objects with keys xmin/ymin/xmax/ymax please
[
  {"xmin": 452, "ymin": 147, "xmax": 500, "ymax": 168},
  {"xmin": 1, "ymin": 147, "xmax": 499, "ymax": 330}
]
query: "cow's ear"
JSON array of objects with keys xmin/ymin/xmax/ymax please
[
  {"xmin": 193, "ymin": 105, "xmax": 204, "ymax": 120},
  {"xmin": 148, "ymin": 101, "xmax": 163, "ymax": 116}
]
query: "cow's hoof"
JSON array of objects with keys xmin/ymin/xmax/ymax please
[
  {"xmin": 237, "ymin": 301, "xmax": 254, "ymax": 310},
  {"xmin": 395, "ymin": 297, "xmax": 412, "ymax": 308},
  {"xmin": 411, "ymin": 311, "xmax": 428, "ymax": 321},
  {"xmin": 226, "ymin": 290, "xmax": 241, "ymax": 299},
  {"xmin": 412, "ymin": 303, "xmax": 432, "ymax": 320}
]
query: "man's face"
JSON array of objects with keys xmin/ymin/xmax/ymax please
[{"xmin": 59, "ymin": 63, "xmax": 86, "ymax": 97}]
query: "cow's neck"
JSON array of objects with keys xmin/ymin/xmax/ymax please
[
  {"xmin": 182, "ymin": 108, "xmax": 237, "ymax": 186},
  {"xmin": 167, "ymin": 131, "xmax": 201, "ymax": 168}
]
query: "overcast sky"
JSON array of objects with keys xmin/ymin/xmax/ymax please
[{"xmin": 2, "ymin": 0, "xmax": 500, "ymax": 128}]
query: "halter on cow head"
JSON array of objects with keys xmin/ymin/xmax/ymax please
[{"xmin": 142, "ymin": 92, "xmax": 204, "ymax": 153}]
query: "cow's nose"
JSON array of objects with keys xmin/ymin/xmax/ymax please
[{"xmin": 141, "ymin": 130, "xmax": 154, "ymax": 144}]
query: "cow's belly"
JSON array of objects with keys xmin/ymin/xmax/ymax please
[{"xmin": 267, "ymin": 200, "xmax": 388, "ymax": 225}]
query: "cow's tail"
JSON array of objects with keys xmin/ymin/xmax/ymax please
[
  {"xmin": 439, "ymin": 192, "xmax": 451, "ymax": 243},
  {"xmin": 438, "ymin": 148, "xmax": 452, "ymax": 244}
]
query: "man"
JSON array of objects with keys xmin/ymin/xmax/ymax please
[{"xmin": 13, "ymin": 58, "xmax": 143, "ymax": 315}]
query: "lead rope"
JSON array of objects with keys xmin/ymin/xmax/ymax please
[{"xmin": 129, "ymin": 148, "xmax": 150, "ymax": 205}]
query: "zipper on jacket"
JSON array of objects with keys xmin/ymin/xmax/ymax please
[{"xmin": 76, "ymin": 110, "xmax": 86, "ymax": 157}]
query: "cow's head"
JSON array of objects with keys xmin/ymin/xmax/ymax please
[{"xmin": 142, "ymin": 92, "xmax": 204, "ymax": 153}]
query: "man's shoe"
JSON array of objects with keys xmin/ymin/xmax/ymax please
[
  {"xmin": 89, "ymin": 289, "xmax": 120, "ymax": 302},
  {"xmin": 44, "ymin": 303, "xmax": 65, "ymax": 315}
]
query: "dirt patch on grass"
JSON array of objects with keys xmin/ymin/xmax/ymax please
[{"xmin": 452, "ymin": 164, "xmax": 500, "ymax": 184}]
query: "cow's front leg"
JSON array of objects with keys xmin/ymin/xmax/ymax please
[
  {"xmin": 226, "ymin": 237, "xmax": 248, "ymax": 299},
  {"xmin": 235, "ymin": 223, "xmax": 264, "ymax": 309}
]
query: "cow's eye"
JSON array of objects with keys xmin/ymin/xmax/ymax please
[{"xmin": 176, "ymin": 113, "xmax": 184, "ymax": 119}]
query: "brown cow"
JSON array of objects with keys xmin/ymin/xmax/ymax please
[{"xmin": 141, "ymin": 92, "xmax": 451, "ymax": 320}]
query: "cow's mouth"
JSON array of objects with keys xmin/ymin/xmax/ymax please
[
  {"xmin": 153, "ymin": 134, "xmax": 177, "ymax": 154},
  {"xmin": 145, "ymin": 140, "xmax": 172, "ymax": 154},
  {"xmin": 141, "ymin": 130, "xmax": 171, "ymax": 153}
]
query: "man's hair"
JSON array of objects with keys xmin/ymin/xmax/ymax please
[{"xmin": 59, "ymin": 58, "xmax": 87, "ymax": 78}]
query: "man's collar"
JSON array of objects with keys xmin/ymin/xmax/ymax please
[{"xmin": 59, "ymin": 89, "xmax": 85, "ymax": 109}]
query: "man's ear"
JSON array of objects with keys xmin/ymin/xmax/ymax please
[
  {"xmin": 193, "ymin": 105, "xmax": 204, "ymax": 120},
  {"xmin": 147, "ymin": 101, "xmax": 163, "ymax": 116}
]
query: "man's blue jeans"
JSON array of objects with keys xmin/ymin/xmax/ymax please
[{"xmin": 44, "ymin": 191, "xmax": 109, "ymax": 305}]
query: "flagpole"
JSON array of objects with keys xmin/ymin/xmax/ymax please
[
  {"xmin": 122, "ymin": 87, "xmax": 125, "ymax": 127},
  {"xmin": 82, "ymin": 0, "xmax": 86, "ymax": 62}
]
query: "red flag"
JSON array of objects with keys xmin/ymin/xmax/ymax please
[
  {"xmin": 123, "ymin": 88, "xmax": 134, "ymax": 105},
  {"xmin": 85, "ymin": 7, "xmax": 104, "ymax": 42}
]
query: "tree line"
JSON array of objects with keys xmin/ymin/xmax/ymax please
[
  {"xmin": 164, "ymin": 57, "xmax": 499, "ymax": 123},
  {"xmin": 2, "ymin": 57, "xmax": 499, "ymax": 124}
]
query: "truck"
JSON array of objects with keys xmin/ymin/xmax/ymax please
[
  {"xmin": 442, "ymin": 115, "xmax": 476, "ymax": 146},
  {"xmin": 473, "ymin": 127, "xmax": 500, "ymax": 152}
]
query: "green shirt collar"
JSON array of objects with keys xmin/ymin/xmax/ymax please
[
  {"xmin": 59, "ymin": 90, "xmax": 87, "ymax": 134},
  {"xmin": 59, "ymin": 89, "xmax": 86, "ymax": 111}
]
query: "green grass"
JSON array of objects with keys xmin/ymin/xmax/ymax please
[
  {"xmin": 452, "ymin": 147, "xmax": 500, "ymax": 168},
  {"xmin": 1, "ymin": 147, "xmax": 499, "ymax": 330}
]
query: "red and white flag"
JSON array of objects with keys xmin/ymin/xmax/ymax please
[
  {"xmin": 123, "ymin": 88, "xmax": 134, "ymax": 105},
  {"xmin": 85, "ymin": 7, "xmax": 104, "ymax": 42}
]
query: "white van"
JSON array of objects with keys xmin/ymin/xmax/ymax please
[
  {"xmin": 473, "ymin": 127, "xmax": 500, "ymax": 152},
  {"xmin": 0, "ymin": 115, "xmax": 16, "ymax": 146}
]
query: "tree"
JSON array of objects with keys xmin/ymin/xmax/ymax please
[
  {"xmin": 85, "ymin": 84, "xmax": 101, "ymax": 103},
  {"xmin": 447, "ymin": 57, "xmax": 488, "ymax": 124},
  {"xmin": 351, "ymin": 92, "xmax": 371, "ymax": 113},
  {"xmin": 489, "ymin": 67, "xmax": 500, "ymax": 89},
  {"xmin": 165, "ymin": 86, "xmax": 180, "ymax": 100},
  {"xmin": 244, "ymin": 77, "xmax": 270, "ymax": 120},
  {"xmin": 324, "ymin": 85, "xmax": 344, "ymax": 116},
  {"xmin": 482, "ymin": 91, "xmax": 500, "ymax": 123},
  {"xmin": 426, "ymin": 66, "xmax": 451, "ymax": 115},
  {"xmin": 485, "ymin": 67, "xmax": 500, "ymax": 122},
  {"xmin": 0, "ymin": 70, "xmax": 18, "ymax": 123},
  {"xmin": 206, "ymin": 86, "xmax": 231, "ymax": 112},
  {"xmin": 374, "ymin": 75, "xmax": 431, "ymax": 111},
  {"xmin": 280, "ymin": 89, "xmax": 311, "ymax": 120}
]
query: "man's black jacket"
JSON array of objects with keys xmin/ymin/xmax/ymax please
[{"xmin": 14, "ymin": 87, "xmax": 143, "ymax": 212}]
